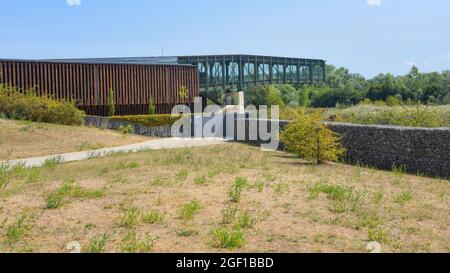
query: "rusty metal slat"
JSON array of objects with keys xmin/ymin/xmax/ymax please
[
  {"xmin": 143, "ymin": 66, "xmax": 148, "ymax": 106},
  {"xmin": 125, "ymin": 65, "xmax": 130, "ymax": 107},
  {"xmin": 56, "ymin": 63, "xmax": 61, "ymax": 99},
  {"xmin": 44, "ymin": 63, "xmax": 49, "ymax": 97},
  {"xmin": 48, "ymin": 63, "xmax": 53, "ymax": 98},
  {"xmin": 155, "ymin": 66, "xmax": 159, "ymax": 104},
  {"xmin": 141, "ymin": 65, "xmax": 145, "ymax": 106},
  {"xmin": 68, "ymin": 63, "xmax": 73, "ymax": 102},
  {"xmin": 90, "ymin": 64, "xmax": 94, "ymax": 106},
  {"xmin": 134, "ymin": 65, "xmax": 138, "ymax": 105},
  {"xmin": 98, "ymin": 64, "xmax": 102, "ymax": 106},
  {"xmin": 87, "ymin": 65, "xmax": 91, "ymax": 106},
  {"xmin": 12, "ymin": 62, "xmax": 17, "ymax": 89},
  {"xmin": 123, "ymin": 64, "xmax": 127, "ymax": 106},
  {"xmin": 138, "ymin": 65, "xmax": 143, "ymax": 107},
  {"xmin": 89, "ymin": 65, "xmax": 94, "ymax": 106},
  {"xmin": 24, "ymin": 62, "xmax": 30, "ymax": 91},
  {"xmin": 131, "ymin": 65, "xmax": 135, "ymax": 105},
  {"xmin": 152, "ymin": 66, "xmax": 157, "ymax": 104},
  {"xmin": 0, "ymin": 62, "xmax": 3, "ymax": 84},
  {"xmin": 83, "ymin": 64, "xmax": 87, "ymax": 106},
  {"xmin": 20, "ymin": 62, "xmax": 25, "ymax": 91},
  {"xmin": 127, "ymin": 66, "xmax": 131, "ymax": 109}
]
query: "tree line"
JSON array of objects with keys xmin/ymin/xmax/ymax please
[{"xmin": 244, "ymin": 65, "xmax": 450, "ymax": 107}]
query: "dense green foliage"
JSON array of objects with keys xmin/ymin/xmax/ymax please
[
  {"xmin": 0, "ymin": 85, "xmax": 85, "ymax": 125},
  {"xmin": 310, "ymin": 65, "xmax": 450, "ymax": 107},
  {"xmin": 280, "ymin": 111, "xmax": 345, "ymax": 164},
  {"xmin": 243, "ymin": 65, "xmax": 450, "ymax": 108},
  {"xmin": 244, "ymin": 85, "xmax": 285, "ymax": 107},
  {"xmin": 111, "ymin": 114, "xmax": 183, "ymax": 127}
]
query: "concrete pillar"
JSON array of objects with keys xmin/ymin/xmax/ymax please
[
  {"xmin": 225, "ymin": 92, "xmax": 233, "ymax": 105},
  {"xmin": 237, "ymin": 91, "xmax": 245, "ymax": 106},
  {"xmin": 237, "ymin": 91, "xmax": 245, "ymax": 113}
]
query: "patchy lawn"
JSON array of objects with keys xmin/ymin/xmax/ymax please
[
  {"xmin": 0, "ymin": 119, "xmax": 152, "ymax": 160},
  {"xmin": 0, "ymin": 143, "xmax": 448, "ymax": 253}
]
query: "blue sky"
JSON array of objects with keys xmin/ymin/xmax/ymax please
[{"xmin": 0, "ymin": 0, "xmax": 449, "ymax": 78}]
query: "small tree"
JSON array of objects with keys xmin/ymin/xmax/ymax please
[
  {"xmin": 108, "ymin": 88, "xmax": 116, "ymax": 117},
  {"xmin": 148, "ymin": 96, "xmax": 156, "ymax": 115},
  {"xmin": 179, "ymin": 85, "xmax": 189, "ymax": 100},
  {"xmin": 281, "ymin": 111, "xmax": 345, "ymax": 164}
]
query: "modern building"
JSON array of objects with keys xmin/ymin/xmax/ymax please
[{"xmin": 0, "ymin": 54, "xmax": 326, "ymax": 115}]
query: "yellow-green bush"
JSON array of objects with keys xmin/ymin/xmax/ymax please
[
  {"xmin": 281, "ymin": 110, "xmax": 345, "ymax": 164},
  {"xmin": 111, "ymin": 114, "xmax": 184, "ymax": 127},
  {"xmin": 0, "ymin": 85, "xmax": 85, "ymax": 125}
]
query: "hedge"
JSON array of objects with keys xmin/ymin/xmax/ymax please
[{"xmin": 110, "ymin": 114, "xmax": 184, "ymax": 127}]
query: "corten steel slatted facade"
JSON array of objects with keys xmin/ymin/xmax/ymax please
[{"xmin": 0, "ymin": 59, "xmax": 199, "ymax": 116}]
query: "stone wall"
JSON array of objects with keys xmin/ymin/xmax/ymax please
[
  {"xmin": 84, "ymin": 116, "xmax": 172, "ymax": 138},
  {"xmin": 326, "ymin": 123, "xmax": 450, "ymax": 179}
]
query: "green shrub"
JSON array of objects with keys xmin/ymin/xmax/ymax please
[
  {"xmin": 45, "ymin": 190, "xmax": 66, "ymax": 210},
  {"xmin": 368, "ymin": 227, "xmax": 389, "ymax": 243},
  {"xmin": 281, "ymin": 110, "xmax": 345, "ymax": 164},
  {"xmin": 111, "ymin": 114, "xmax": 184, "ymax": 127},
  {"xmin": 142, "ymin": 210, "xmax": 165, "ymax": 224},
  {"xmin": 211, "ymin": 228, "xmax": 245, "ymax": 249},
  {"xmin": 120, "ymin": 230, "xmax": 155, "ymax": 253},
  {"xmin": 229, "ymin": 177, "xmax": 248, "ymax": 203},
  {"xmin": 86, "ymin": 234, "xmax": 109, "ymax": 253},
  {"xmin": 235, "ymin": 211, "xmax": 255, "ymax": 229},
  {"xmin": 117, "ymin": 124, "xmax": 134, "ymax": 134},
  {"xmin": 148, "ymin": 96, "xmax": 156, "ymax": 115},
  {"xmin": 394, "ymin": 191, "xmax": 413, "ymax": 205},
  {"xmin": 194, "ymin": 176, "xmax": 207, "ymax": 185},
  {"xmin": 120, "ymin": 208, "xmax": 140, "ymax": 228},
  {"xmin": 0, "ymin": 85, "xmax": 85, "ymax": 125},
  {"xmin": 108, "ymin": 89, "xmax": 116, "ymax": 117},
  {"xmin": 180, "ymin": 200, "xmax": 201, "ymax": 220},
  {"xmin": 5, "ymin": 213, "xmax": 34, "ymax": 247},
  {"xmin": 221, "ymin": 205, "xmax": 238, "ymax": 224},
  {"xmin": 176, "ymin": 169, "xmax": 189, "ymax": 181}
]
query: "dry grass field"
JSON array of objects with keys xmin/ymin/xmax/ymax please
[
  {"xmin": 0, "ymin": 143, "xmax": 448, "ymax": 253},
  {"xmin": 0, "ymin": 119, "xmax": 151, "ymax": 160}
]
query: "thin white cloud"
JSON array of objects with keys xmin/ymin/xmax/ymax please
[
  {"xmin": 446, "ymin": 53, "xmax": 450, "ymax": 61},
  {"xmin": 404, "ymin": 61, "xmax": 416, "ymax": 67},
  {"xmin": 66, "ymin": 0, "xmax": 81, "ymax": 6},
  {"xmin": 367, "ymin": 0, "xmax": 382, "ymax": 6}
]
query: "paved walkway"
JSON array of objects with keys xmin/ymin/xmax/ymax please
[{"xmin": 0, "ymin": 138, "xmax": 229, "ymax": 169}]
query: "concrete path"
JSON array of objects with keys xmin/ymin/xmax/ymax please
[{"xmin": 0, "ymin": 138, "xmax": 229, "ymax": 169}]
